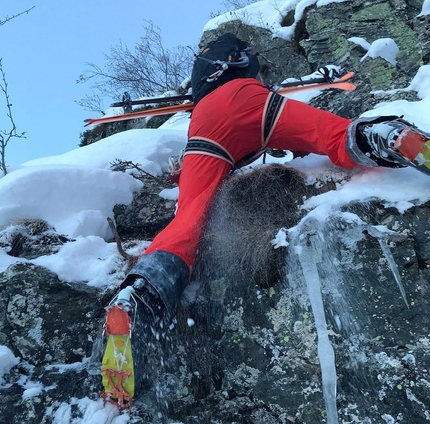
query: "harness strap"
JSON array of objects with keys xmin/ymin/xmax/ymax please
[
  {"xmin": 184, "ymin": 91, "xmax": 287, "ymax": 171},
  {"xmin": 235, "ymin": 91, "xmax": 287, "ymax": 169},
  {"xmin": 185, "ymin": 137, "xmax": 235, "ymax": 167},
  {"xmin": 262, "ymin": 91, "xmax": 287, "ymax": 148}
]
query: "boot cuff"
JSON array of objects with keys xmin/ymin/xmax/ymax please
[
  {"xmin": 122, "ymin": 250, "xmax": 189, "ymax": 314},
  {"xmin": 346, "ymin": 118, "xmax": 379, "ymax": 167},
  {"xmin": 346, "ymin": 115, "xmax": 401, "ymax": 167}
]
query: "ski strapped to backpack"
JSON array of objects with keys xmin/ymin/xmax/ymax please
[
  {"xmin": 84, "ymin": 70, "xmax": 355, "ymax": 127},
  {"xmin": 108, "ymin": 67, "xmax": 348, "ymax": 109},
  {"xmin": 110, "ymin": 93, "xmax": 193, "ymax": 108}
]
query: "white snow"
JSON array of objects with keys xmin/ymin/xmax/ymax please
[
  {"xmin": 22, "ymin": 381, "xmax": 46, "ymax": 400},
  {"xmin": 23, "ymin": 128, "xmax": 188, "ymax": 175},
  {"xmin": 407, "ymin": 65, "xmax": 430, "ymax": 99},
  {"xmin": 33, "ymin": 235, "xmax": 123, "ymax": 287},
  {"xmin": 418, "ymin": 0, "xmax": 430, "ymax": 16},
  {"xmin": 1, "ymin": 1, "xmax": 430, "ymax": 422},
  {"xmin": 271, "ymin": 228, "xmax": 289, "ymax": 248},
  {"xmin": 159, "ymin": 186, "xmax": 179, "ymax": 200},
  {"xmin": 348, "ymin": 37, "xmax": 371, "ymax": 51},
  {"xmin": 0, "ymin": 346, "xmax": 19, "ymax": 385},
  {"xmin": 0, "ymin": 164, "xmax": 142, "ymax": 240},
  {"xmin": 360, "ymin": 38, "xmax": 399, "ymax": 66},
  {"xmin": 204, "ymin": 0, "xmax": 350, "ymax": 41}
]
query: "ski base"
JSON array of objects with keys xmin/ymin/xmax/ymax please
[{"xmin": 85, "ymin": 103, "xmax": 194, "ymax": 126}]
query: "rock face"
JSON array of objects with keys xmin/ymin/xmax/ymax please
[
  {"xmin": 0, "ymin": 263, "xmax": 108, "ymax": 423},
  {"xmin": 113, "ymin": 174, "xmax": 178, "ymax": 240},
  {"xmin": 1, "ymin": 1, "xmax": 429, "ymax": 423},
  {"xmin": 141, "ymin": 166, "xmax": 430, "ymax": 424}
]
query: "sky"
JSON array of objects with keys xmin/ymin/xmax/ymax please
[
  {"xmin": 1, "ymin": 1, "xmax": 224, "ymax": 166},
  {"xmin": 1, "ymin": 0, "xmax": 430, "ymax": 422}
]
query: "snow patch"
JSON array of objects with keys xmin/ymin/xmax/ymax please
[
  {"xmin": 204, "ymin": 0, "xmax": 349, "ymax": 41},
  {"xmin": 159, "ymin": 186, "xmax": 179, "ymax": 200},
  {"xmin": 348, "ymin": 36, "xmax": 371, "ymax": 50},
  {"xmin": 418, "ymin": 0, "xmax": 430, "ymax": 16},
  {"xmin": 361, "ymin": 38, "xmax": 399, "ymax": 66},
  {"xmin": 0, "ymin": 165, "xmax": 142, "ymax": 240},
  {"xmin": 0, "ymin": 345, "xmax": 20, "ymax": 385},
  {"xmin": 271, "ymin": 228, "xmax": 289, "ymax": 248}
]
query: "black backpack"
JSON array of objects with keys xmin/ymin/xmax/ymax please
[{"xmin": 191, "ymin": 33, "xmax": 260, "ymax": 105}]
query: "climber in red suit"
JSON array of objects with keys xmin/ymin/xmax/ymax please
[
  {"xmin": 120, "ymin": 36, "xmax": 429, "ymax": 315},
  {"xmin": 145, "ymin": 78, "xmax": 354, "ymax": 270},
  {"xmin": 104, "ymin": 33, "xmax": 430, "ymax": 408}
]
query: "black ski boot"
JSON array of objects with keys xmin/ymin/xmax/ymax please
[
  {"xmin": 100, "ymin": 250, "xmax": 189, "ymax": 410},
  {"xmin": 100, "ymin": 281, "xmax": 169, "ymax": 410},
  {"xmin": 347, "ymin": 116, "xmax": 430, "ymax": 175}
]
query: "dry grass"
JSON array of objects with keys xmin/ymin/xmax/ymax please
[{"xmin": 194, "ymin": 164, "xmax": 313, "ymax": 287}]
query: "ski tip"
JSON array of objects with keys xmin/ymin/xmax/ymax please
[
  {"xmin": 340, "ymin": 71, "xmax": 355, "ymax": 80},
  {"xmin": 337, "ymin": 82, "xmax": 356, "ymax": 91},
  {"xmin": 84, "ymin": 119, "xmax": 97, "ymax": 127}
]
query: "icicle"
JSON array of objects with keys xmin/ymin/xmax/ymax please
[
  {"xmin": 296, "ymin": 220, "xmax": 338, "ymax": 424},
  {"xmin": 366, "ymin": 226, "xmax": 409, "ymax": 307}
]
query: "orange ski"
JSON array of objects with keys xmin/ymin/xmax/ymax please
[{"xmin": 84, "ymin": 72, "xmax": 355, "ymax": 127}]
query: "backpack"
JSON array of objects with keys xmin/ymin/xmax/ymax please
[{"xmin": 191, "ymin": 33, "xmax": 260, "ymax": 105}]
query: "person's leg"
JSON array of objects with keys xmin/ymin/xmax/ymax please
[
  {"xmin": 267, "ymin": 98, "xmax": 356, "ymax": 168},
  {"xmin": 122, "ymin": 154, "xmax": 231, "ymax": 313},
  {"xmin": 146, "ymin": 154, "xmax": 231, "ymax": 267},
  {"xmin": 101, "ymin": 155, "xmax": 231, "ymax": 405},
  {"xmin": 267, "ymin": 98, "xmax": 430, "ymax": 173}
]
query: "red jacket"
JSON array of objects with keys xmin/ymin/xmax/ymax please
[{"xmin": 145, "ymin": 78, "xmax": 356, "ymax": 270}]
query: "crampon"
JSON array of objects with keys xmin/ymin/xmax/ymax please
[
  {"xmin": 390, "ymin": 121, "xmax": 430, "ymax": 175},
  {"xmin": 101, "ymin": 286, "xmax": 136, "ymax": 410},
  {"xmin": 363, "ymin": 118, "xmax": 430, "ymax": 175}
]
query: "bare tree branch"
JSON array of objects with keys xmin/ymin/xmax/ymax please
[
  {"xmin": 0, "ymin": 59, "xmax": 26, "ymax": 175},
  {"xmin": 110, "ymin": 159, "xmax": 158, "ymax": 181},
  {"xmin": 221, "ymin": 0, "xmax": 255, "ymax": 11},
  {"xmin": 1, "ymin": 6, "xmax": 34, "ymax": 175},
  {"xmin": 107, "ymin": 217, "xmax": 136, "ymax": 261},
  {"xmin": 77, "ymin": 21, "xmax": 195, "ymax": 113},
  {"xmin": 0, "ymin": 6, "xmax": 35, "ymax": 27},
  {"xmin": 75, "ymin": 92, "xmax": 106, "ymax": 115}
]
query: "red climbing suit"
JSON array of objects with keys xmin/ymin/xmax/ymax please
[{"xmin": 144, "ymin": 78, "xmax": 357, "ymax": 271}]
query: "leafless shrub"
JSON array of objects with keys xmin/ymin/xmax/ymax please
[
  {"xmin": 0, "ymin": 59, "xmax": 26, "ymax": 175},
  {"xmin": 0, "ymin": 6, "xmax": 34, "ymax": 175},
  {"xmin": 110, "ymin": 159, "xmax": 158, "ymax": 181},
  {"xmin": 75, "ymin": 90, "xmax": 106, "ymax": 115},
  {"xmin": 221, "ymin": 0, "xmax": 256, "ymax": 11},
  {"xmin": 194, "ymin": 164, "xmax": 313, "ymax": 287},
  {"xmin": 77, "ymin": 21, "xmax": 195, "ymax": 113}
]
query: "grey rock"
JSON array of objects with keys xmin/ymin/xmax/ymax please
[
  {"xmin": 0, "ymin": 263, "xmax": 109, "ymax": 423},
  {"xmin": 1, "ymin": 1, "xmax": 429, "ymax": 422},
  {"xmin": 113, "ymin": 174, "xmax": 177, "ymax": 239},
  {"xmin": 0, "ymin": 219, "xmax": 71, "ymax": 260}
]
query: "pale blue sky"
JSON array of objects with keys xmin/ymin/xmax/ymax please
[{"xmin": 1, "ymin": 1, "xmax": 223, "ymax": 166}]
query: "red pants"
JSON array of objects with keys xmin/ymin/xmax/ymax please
[{"xmin": 144, "ymin": 79, "xmax": 357, "ymax": 271}]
